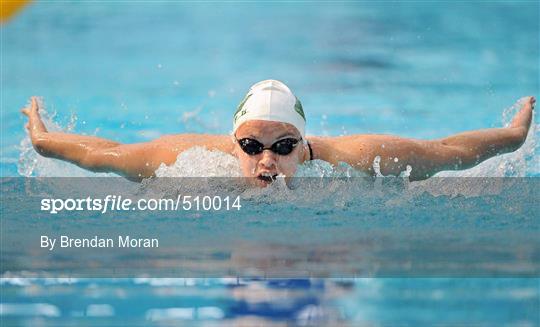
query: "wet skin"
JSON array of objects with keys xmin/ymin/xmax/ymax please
[
  {"xmin": 22, "ymin": 96, "xmax": 535, "ymax": 184},
  {"xmin": 233, "ymin": 120, "xmax": 308, "ymax": 187}
]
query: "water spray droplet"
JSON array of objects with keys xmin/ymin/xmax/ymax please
[{"xmin": 372, "ymin": 156, "xmax": 383, "ymax": 177}]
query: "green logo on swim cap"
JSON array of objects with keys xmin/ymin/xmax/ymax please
[
  {"xmin": 233, "ymin": 93, "xmax": 252, "ymax": 123},
  {"xmin": 294, "ymin": 97, "xmax": 306, "ymax": 121},
  {"xmin": 233, "ymin": 92, "xmax": 306, "ymax": 123}
]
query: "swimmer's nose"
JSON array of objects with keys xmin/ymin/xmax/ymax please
[{"xmin": 258, "ymin": 149, "xmax": 278, "ymax": 169}]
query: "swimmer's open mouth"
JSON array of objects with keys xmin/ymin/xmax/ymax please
[{"xmin": 257, "ymin": 173, "xmax": 278, "ymax": 183}]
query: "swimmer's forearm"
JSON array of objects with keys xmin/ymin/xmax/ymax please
[
  {"xmin": 332, "ymin": 125, "xmax": 527, "ymax": 181},
  {"xmin": 435, "ymin": 127, "xmax": 527, "ymax": 169},
  {"xmin": 32, "ymin": 131, "xmax": 122, "ymax": 171},
  {"xmin": 369, "ymin": 97, "xmax": 534, "ymax": 180},
  {"xmin": 33, "ymin": 132, "xmax": 162, "ymax": 181},
  {"xmin": 22, "ymin": 97, "xmax": 182, "ymax": 180},
  {"xmin": 23, "ymin": 96, "xmax": 133, "ymax": 175},
  {"xmin": 445, "ymin": 96, "xmax": 535, "ymax": 170},
  {"xmin": 385, "ymin": 127, "xmax": 525, "ymax": 180},
  {"xmin": 31, "ymin": 131, "xmax": 235, "ymax": 180}
]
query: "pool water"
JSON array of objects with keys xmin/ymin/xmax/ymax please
[{"xmin": 1, "ymin": 1, "xmax": 539, "ymax": 325}]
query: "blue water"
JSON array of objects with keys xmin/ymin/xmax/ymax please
[{"xmin": 1, "ymin": 1, "xmax": 539, "ymax": 325}]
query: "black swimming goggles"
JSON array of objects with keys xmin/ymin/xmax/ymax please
[{"xmin": 236, "ymin": 137, "xmax": 301, "ymax": 156}]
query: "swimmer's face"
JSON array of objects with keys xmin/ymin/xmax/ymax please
[{"xmin": 233, "ymin": 120, "xmax": 307, "ymax": 187}]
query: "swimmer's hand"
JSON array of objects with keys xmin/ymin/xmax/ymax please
[
  {"xmin": 21, "ymin": 96, "xmax": 48, "ymax": 149},
  {"xmin": 508, "ymin": 96, "xmax": 535, "ymax": 143}
]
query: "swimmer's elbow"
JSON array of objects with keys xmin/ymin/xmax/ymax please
[
  {"xmin": 438, "ymin": 143, "xmax": 478, "ymax": 169},
  {"xmin": 82, "ymin": 148, "xmax": 156, "ymax": 181},
  {"xmin": 507, "ymin": 127, "xmax": 528, "ymax": 152},
  {"xmin": 80, "ymin": 148, "xmax": 129, "ymax": 173},
  {"xmin": 79, "ymin": 149, "xmax": 111, "ymax": 172},
  {"xmin": 32, "ymin": 134, "xmax": 53, "ymax": 157}
]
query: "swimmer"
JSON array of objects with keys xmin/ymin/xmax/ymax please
[{"xmin": 21, "ymin": 80, "xmax": 535, "ymax": 186}]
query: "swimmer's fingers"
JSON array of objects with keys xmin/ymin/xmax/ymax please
[
  {"xmin": 21, "ymin": 96, "xmax": 41, "ymax": 116},
  {"xmin": 509, "ymin": 96, "xmax": 535, "ymax": 130},
  {"xmin": 30, "ymin": 96, "xmax": 40, "ymax": 112},
  {"xmin": 522, "ymin": 96, "xmax": 535, "ymax": 109}
]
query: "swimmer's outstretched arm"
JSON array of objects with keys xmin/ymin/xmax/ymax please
[
  {"xmin": 21, "ymin": 97, "xmax": 233, "ymax": 181},
  {"xmin": 312, "ymin": 97, "xmax": 535, "ymax": 181}
]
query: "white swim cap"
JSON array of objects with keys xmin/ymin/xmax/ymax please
[{"xmin": 233, "ymin": 79, "xmax": 306, "ymax": 138}]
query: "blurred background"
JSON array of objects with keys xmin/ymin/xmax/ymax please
[
  {"xmin": 1, "ymin": 1, "xmax": 539, "ymax": 325},
  {"xmin": 1, "ymin": 1, "xmax": 538, "ymax": 176}
]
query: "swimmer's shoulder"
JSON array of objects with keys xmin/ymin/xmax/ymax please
[{"xmin": 306, "ymin": 135, "xmax": 376, "ymax": 164}]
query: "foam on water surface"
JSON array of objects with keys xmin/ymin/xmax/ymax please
[
  {"xmin": 17, "ymin": 98, "xmax": 112, "ymax": 178},
  {"xmin": 9, "ymin": 106, "xmax": 540, "ymax": 326},
  {"xmin": 4, "ymin": 4, "xmax": 539, "ymax": 325},
  {"xmin": 155, "ymin": 147, "xmax": 242, "ymax": 178},
  {"xmin": 435, "ymin": 97, "xmax": 538, "ymax": 178},
  {"xmin": 16, "ymin": 99, "xmax": 538, "ymax": 200}
]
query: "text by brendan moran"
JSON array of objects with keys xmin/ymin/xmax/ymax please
[{"xmin": 41, "ymin": 235, "xmax": 159, "ymax": 251}]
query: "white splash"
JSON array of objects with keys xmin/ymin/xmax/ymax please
[
  {"xmin": 154, "ymin": 147, "xmax": 242, "ymax": 177},
  {"xmin": 17, "ymin": 98, "xmax": 537, "ymax": 198},
  {"xmin": 372, "ymin": 156, "xmax": 383, "ymax": 177},
  {"xmin": 436, "ymin": 98, "xmax": 537, "ymax": 177},
  {"xmin": 17, "ymin": 98, "xmax": 111, "ymax": 177}
]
